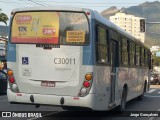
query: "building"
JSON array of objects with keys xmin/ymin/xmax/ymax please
[
  {"xmin": 0, "ymin": 36, "xmax": 7, "ymax": 61},
  {"xmin": 110, "ymin": 13, "xmax": 145, "ymax": 42}
]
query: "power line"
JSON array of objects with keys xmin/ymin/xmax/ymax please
[
  {"xmin": 27, "ymin": 0, "xmax": 45, "ymax": 6},
  {"xmin": 17, "ymin": 0, "xmax": 37, "ymax": 6},
  {"xmin": 25, "ymin": 0, "xmax": 134, "ymax": 8},
  {"xmin": 25, "ymin": 0, "xmax": 158, "ymax": 8},
  {"xmin": 0, "ymin": 1, "xmax": 129, "ymax": 8},
  {"xmin": 146, "ymin": 22, "xmax": 160, "ymax": 24},
  {"xmin": 32, "ymin": 1, "xmax": 144, "ymax": 5},
  {"xmin": 0, "ymin": 0, "xmax": 32, "ymax": 7},
  {"xmin": 45, "ymin": 5, "xmax": 129, "ymax": 8},
  {"xmin": 8, "ymin": 0, "xmax": 27, "ymax": 7},
  {"xmin": 29, "ymin": 0, "xmax": 50, "ymax": 6},
  {"xmin": 0, "ymin": 1, "xmax": 26, "ymax": 7},
  {"xmin": 0, "ymin": 0, "xmax": 158, "ymax": 8},
  {"xmin": 33, "ymin": 1, "xmax": 50, "ymax": 6}
]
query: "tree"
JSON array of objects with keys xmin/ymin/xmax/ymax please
[
  {"xmin": 152, "ymin": 55, "xmax": 160, "ymax": 66},
  {"xmin": 0, "ymin": 12, "xmax": 8, "ymax": 25}
]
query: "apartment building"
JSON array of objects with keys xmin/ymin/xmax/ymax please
[{"xmin": 110, "ymin": 13, "xmax": 145, "ymax": 42}]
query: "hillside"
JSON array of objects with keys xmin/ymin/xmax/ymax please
[
  {"xmin": 101, "ymin": 1, "xmax": 160, "ymax": 47},
  {"xmin": 101, "ymin": 6, "xmax": 120, "ymax": 19}
]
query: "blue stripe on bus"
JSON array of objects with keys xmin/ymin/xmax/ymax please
[
  {"xmin": 7, "ymin": 43, "xmax": 16, "ymax": 62},
  {"xmin": 82, "ymin": 16, "xmax": 95, "ymax": 65},
  {"xmin": 7, "ymin": 18, "xmax": 16, "ymax": 62},
  {"xmin": 83, "ymin": 45, "xmax": 94, "ymax": 65}
]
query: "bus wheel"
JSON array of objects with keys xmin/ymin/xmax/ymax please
[
  {"xmin": 118, "ymin": 88, "xmax": 127, "ymax": 113},
  {"xmin": 137, "ymin": 82, "xmax": 146, "ymax": 100}
]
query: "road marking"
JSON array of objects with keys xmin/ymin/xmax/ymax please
[
  {"xmin": 147, "ymin": 89, "xmax": 157, "ymax": 93},
  {"xmin": 145, "ymin": 95, "xmax": 160, "ymax": 98},
  {"xmin": 148, "ymin": 108, "xmax": 160, "ymax": 120},
  {"xmin": 144, "ymin": 95, "xmax": 160, "ymax": 98}
]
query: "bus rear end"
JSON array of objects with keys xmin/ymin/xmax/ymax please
[{"xmin": 7, "ymin": 9, "xmax": 95, "ymax": 109}]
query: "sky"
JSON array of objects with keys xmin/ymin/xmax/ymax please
[{"xmin": 0, "ymin": 0, "xmax": 159, "ymax": 25}]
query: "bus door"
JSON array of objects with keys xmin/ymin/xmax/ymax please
[{"xmin": 109, "ymin": 40, "xmax": 118, "ymax": 107}]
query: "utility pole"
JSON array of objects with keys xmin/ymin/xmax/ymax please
[{"xmin": 146, "ymin": 22, "xmax": 160, "ymax": 24}]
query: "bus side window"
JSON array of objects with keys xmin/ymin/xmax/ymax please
[
  {"xmin": 129, "ymin": 42, "xmax": 135, "ymax": 67},
  {"xmin": 140, "ymin": 47, "xmax": 145, "ymax": 67},
  {"xmin": 120, "ymin": 37, "xmax": 129, "ymax": 66},
  {"xmin": 148, "ymin": 51, "xmax": 152, "ymax": 69},
  {"xmin": 135, "ymin": 45, "xmax": 140, "ymax": 66},
  {"xmin": 96, "ymin": 25, "xmax": 109, "ymax": 64}
]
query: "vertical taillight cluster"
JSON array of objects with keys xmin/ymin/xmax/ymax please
[
  {"xmin": 79, "ymin": 73, "xmax": 93, "ymax": 97},
  {"xmin": 7, "ymin": 69, "xmax": 19, "ymax": 93}
]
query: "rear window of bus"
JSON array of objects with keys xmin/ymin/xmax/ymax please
[{"xmin": 11, "ymin": 11, "xmax": 89, "ymax": 45}]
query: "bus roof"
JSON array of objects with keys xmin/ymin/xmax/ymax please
[{"xmin": 11, "ymin": 6, "xmax": 91, "ymax": 13}]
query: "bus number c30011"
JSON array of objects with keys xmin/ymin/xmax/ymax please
[{"xmin": 54, "ymin": 58, "xmax": 76, "ymax": 65}]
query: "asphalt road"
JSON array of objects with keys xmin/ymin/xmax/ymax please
[{"xmin": 0, "ymin": 85, "xmax": 160, "ymax": 120}]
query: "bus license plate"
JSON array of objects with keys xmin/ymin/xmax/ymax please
[{"xmin": 41, "ymin": 81, "xmax": 55, "ymax": 87}]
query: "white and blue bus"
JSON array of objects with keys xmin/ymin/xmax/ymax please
[{"xmin": 7, "ymin": 6, "xmax": 151, "ymax": 111}]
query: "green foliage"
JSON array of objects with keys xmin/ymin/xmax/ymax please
[
  {"xmin": 0, "ymin": 12, "xmax": 8, "ymax": 25},
  {"xmin": 153, "ymin": 55, "xmax": 160, "ymax": 66}
]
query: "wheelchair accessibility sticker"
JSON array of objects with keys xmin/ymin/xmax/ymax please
[{"xmin": 22, "ymin": 57, "xmax": 29, "ymax": 65}]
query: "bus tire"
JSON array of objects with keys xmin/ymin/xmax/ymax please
[
  {"xmin": 117, "ymin": 87, "xmax": 127, "ymax": 113},
  {"xmin": 137, "ymin": 82, "xmax": 146, "ymax": 101}
]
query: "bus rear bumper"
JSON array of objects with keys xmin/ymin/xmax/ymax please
[{"xmin": 7, "ymin": 89, "xmax": 95, "ymax": 110}]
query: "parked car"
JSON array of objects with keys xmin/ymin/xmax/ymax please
[
  {"xmin": 0, "ymin": 70, "xmax": 7, "ymax": 94},
  {"xmin": 150, "ymin": 73, "xmax": 160, "ymax": 85}
]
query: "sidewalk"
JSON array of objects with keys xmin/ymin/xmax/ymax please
[{"xmin": 150, "ymin": 85, "xmax": 160, "ymax": 89}]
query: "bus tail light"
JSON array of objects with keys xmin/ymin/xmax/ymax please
[
  {"xmin": 9, "ymin": 77, "xmax": 15, "ymax": 83},
  {"xmin": 83, "ymin": 81, "xmax": 90, "ymax": 88},
  {"xmin": 79, "ymin": 73, "xmax": 93, "ymax": 97},
  {"xmin": 7, "ymin": 69, "xmax": 19, "ymax": 93}
]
